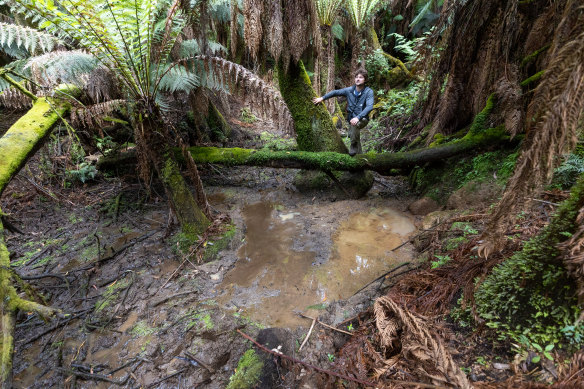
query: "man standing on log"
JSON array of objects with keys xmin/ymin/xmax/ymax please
[{"xmin": 312, "ymin": 68, "xmax": 374, "ymax": 156}]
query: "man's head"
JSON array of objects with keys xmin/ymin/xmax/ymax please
[{"xmin": 354, "ymin": 68, "xmax": 367, "ymax": 86}]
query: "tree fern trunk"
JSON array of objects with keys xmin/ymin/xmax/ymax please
[{"xmin": 134, "ymin": 109, "xmax": 210, "ymax": 241}]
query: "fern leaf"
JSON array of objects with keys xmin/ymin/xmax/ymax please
[{"xmin": 0, "ymin": 22, "xmax": 61, "ymax": 56}]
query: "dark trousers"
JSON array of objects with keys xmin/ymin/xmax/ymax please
[{"xmin": 348, "ymin": 118, "xmax": 368, "ymax": 155}]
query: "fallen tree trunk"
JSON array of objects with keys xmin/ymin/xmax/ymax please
[
  {"xmin": 0, "ymin": 86, "xmax": 75, "ymax": 386},
  {"xmin": 0, "ymin": 85, "xmax": 78, "ymax": 196},
  {"xmin": 98, "ymin": 126, "xmax": 511, "ymax": 175}
]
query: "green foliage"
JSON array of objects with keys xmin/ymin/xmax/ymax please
[
  {"xmin": 388, "ymin": 33, "xmax": 417, "ymax": 61},
  {"xmin": 345, "ymin": 0, "xmax": 383, "ymax": 30},
  {"xmin": 474, "ymin": 177, "xmax": 584, "ymax": 348},
  {"xmin": 240, "ymin": 107, "xmax": 257, "ymax": 124},
  {"xmin": 411, "ymin": 149, "xmax": 518, "ymax": 202},
  {"xmin": 0, "ymin": 21, "xmax": 60, "ymax": 58},
  {"xmin": 551, "ymin": 153, "xmax": 584, "ymax": 189},
  {"xmin": 431, "ymin": 254, "xmax": 451, "ymax": 269},
  {"xmin": 66, "ymin": 162, "xmax": 98, "ymax": 184},
  {"xmin": 226, "ymin": 349, "xmax": 263, "ymax": 389},
  {"xmin": 260, "ymin": 132, "xmax": 297, "ymax": 151}
]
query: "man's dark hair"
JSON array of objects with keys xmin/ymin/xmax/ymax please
[{"xmin": 354, "ymin": 68, "xmax": 368, "ymax": 82}]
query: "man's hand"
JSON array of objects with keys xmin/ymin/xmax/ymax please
[
  {"xmin": 312, "ymin": 97, "xmax": 323, "ymax": 104},
  {"xmin": 350, "ymin": 117, "xmax": 360, "ymax": 126}
]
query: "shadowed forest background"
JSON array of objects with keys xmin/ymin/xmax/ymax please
[{"xmin": 0, "ymin": 0, "xmax": 583, "ymax": 388}]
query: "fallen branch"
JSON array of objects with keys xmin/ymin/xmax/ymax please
[
  {"xmin": 298, "ymin": 313, "xmax": 353, "ymax": 336},
  {"xmin": 298, "ymin": 317, "xmax": 316, "ymax": 351},
  {"xmin": 237, "ymin": 329, "xmax": 375, "ymax": 387}
]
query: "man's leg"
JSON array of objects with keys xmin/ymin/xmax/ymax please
[{"xmin": 348, "ymin": 118, "xmax": 368, "ymax": 156}]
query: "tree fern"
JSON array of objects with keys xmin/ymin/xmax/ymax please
[
  {"xmin": 0, "ymin": 22, "xmax": 61, "ymax": 58},
  {"xmin": 315, "ymin": 0, "xmax": 344, "ymax": 26},
  {"xmin": 345, "ymin": 0, "xmax": 383, "ymax": 31}
]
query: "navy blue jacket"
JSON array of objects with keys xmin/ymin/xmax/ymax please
[{"xmin": 321, "ymin": 85, "xmax": 374, "ymax": 121}]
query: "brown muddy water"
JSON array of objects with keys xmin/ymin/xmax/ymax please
[{"xmin": 218, "ymin": 201, "xmax": 416, "ymax": 327}]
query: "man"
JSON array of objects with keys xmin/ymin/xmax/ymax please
[{"xmin": 312, "ymin": 68, "xmax": 374, "ymax": 156}]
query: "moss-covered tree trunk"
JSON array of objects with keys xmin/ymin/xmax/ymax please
[
  {"xmin": 0, "ymin": 87, "xmax": 77, "ymax": 195},
  {"xmin": 277, "ymin": 58, "xmax": 347, "ymax": 154},
  {"xmin": 0, "ymin": 92, "xmax": 70, "ymax": 387}
]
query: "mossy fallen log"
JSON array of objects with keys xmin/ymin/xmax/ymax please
[
  {"xmin": 0, "ymin": 85, "xmax": 79, "ymax": 196},
  {"xmin": 0, "ymin": 86, "xmax": 76, "ymax": 386},
  {"xmin": 97, "ymin": 126, "xmax": 513, "ymax": 175}
]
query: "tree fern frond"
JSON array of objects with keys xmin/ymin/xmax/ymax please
[
  {"xmin": 70, "ymin": 99, "xmax": 128, "ymax": 129},
  {"xmin": 24, "ymin": 50, "xmax": 99, "ymax": 88},
  {"xmin": 345, "ymin": 0, "xmax": 382, "ymax": 31},
  {"xmin": 0, "ymin": 22, "xmax": 61, "ymax": 57},
  {"xmin": 156, "ymin": 64, "xmax": 200, "ymax": 93},
  {"xmin": 315, "ymin": 0, "xmax": 343, "ymax": 26},
  {"xmin": 180, "ymin": 39, "xmax": 201, "ymax": 58},
  {"xmin": 196, "ymin": 55, "xmax": 293, "ymax": 134}
]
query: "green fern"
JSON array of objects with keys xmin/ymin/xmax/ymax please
[
  {"xmin": 345, "ymin": 0, "xmax": 383, "ymax": 31},
  {"xmin": 0, "ymin": 22, "xmax": 60, "ymax": 58}
]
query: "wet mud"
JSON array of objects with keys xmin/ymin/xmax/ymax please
[{"xmin": 3, "ymin": 163, "xmax": 418, "ymax": 388}]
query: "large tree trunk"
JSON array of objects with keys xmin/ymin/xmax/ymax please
[
  {"xmin": 133, "ymin": 110, "xmax": 210, "ymax": 240},
  {"xmin": 276, "ymin": 58, "xmax": 347, "ymax": 153}
]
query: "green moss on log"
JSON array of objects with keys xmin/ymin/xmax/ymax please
[
  {"xmin": 520, "ymin": 44, "xmax": 551, "ymax": 68},
  {"xmin": 207, "ymin": 101, "xmax": 231, "ymax": 141},
  {"xmin": 277, "ymin": 59, "xmax": 347, "ymax": 153},
  {"xmin": 0, "ymin": 97, "xmax": 68, "ymax": 195},
  {"xmin": 226, "ymin": 349, "xmax": 263, "ymax": 389}
]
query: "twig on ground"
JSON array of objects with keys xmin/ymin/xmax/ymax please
[
  {"xmin": 184, "ymin": 350, "xmax": 215, "ymax": 373},
  {"xmin": 23, "ymin": 309, "xmax": 92, "ymax": 345},
  {"xmin": 298, "ymin": 313, "xmax": 352, "ymax": 336},
  {"xmin": 149, "ymin": 289, "xmax": 199, "ymax": 308},
  {"xmin": 352, "ymin": 261, "xmax": 411, "ymax": 296},
  {"xmin": 299, "ymin": 317, "xmax": 316, "ymax": 352},
  {"xmin": 145, "ymin": 368, "xmax": 187, "ymax": 388}
]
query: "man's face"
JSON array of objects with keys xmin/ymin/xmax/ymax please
[{"xmin": 354, "ymin": 74, "xmax": 365, "ymax": 86}]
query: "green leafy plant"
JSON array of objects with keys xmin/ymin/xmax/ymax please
[
  {"xmin": 552, "ymin": 153, "xmax": 584, "ymax": 189},
  {"xmin": 240, "ymin": 107, "xmax": 257, "ymax": 124},
  {"xmin": 259, "ymin": 132, "xmax": 297, "ymax": 151},
  {"xmin": 66, "ymin": 162, "xmax": 98, "ymax": 184},
  {"xmin": 431, "ymin": 254, "xmax": 451, "ymax": 269}
]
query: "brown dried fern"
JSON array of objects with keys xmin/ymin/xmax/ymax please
[
  {"xmin": 243, "ymin": 0, "xmax": 263, "ymax": 61},
  {"xmin": 196, "ymin": 55, "xmax": 293, "ymax": 134},
  {"xmin": 69, "ymin": 99, "xmax": 127, "ymax": 130},
  {"xmin": 374, "ymin": 296, "xmax": 472, "ymax": 388},
  {"xmin": 481, "ymin": 2, "xmax": 584, "ymax": 252}
]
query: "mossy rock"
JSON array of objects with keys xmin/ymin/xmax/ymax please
[{"xmin": 293, "ymin": 170, "xmax": 373, "ymax": 199}]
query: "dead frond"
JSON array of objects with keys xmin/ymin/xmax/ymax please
[
  {"xmin": 267, "ymin": 0, "xmax": 284, "ymax": 62},
  {"xmin": 373, "ymin": 296, "xmax": 472, "ymax": 388},
  {"xmin": 70, "ymin": 100, "xmax": 127, "ymax": 131},
  {"xmin": 195, "ymin": 55, "xmax": 293, "ymax": 134},
  {"xmin": 284, "ymin": 0, "xmax": 311, "ymax": 63},
  {"xmin": 495, "ymin": 65, "xmax": 523, "ymax": 137},
  {"xmin": 0, "ymin": 87, "xmax": 33, "ymax": 109},
  {"xmin": 243, "ymin": 0, "xmax": 263, "ymax": 61},
  {"xmin": 482, "ymin": 1, "xmax": 584, "ymax": 249}
]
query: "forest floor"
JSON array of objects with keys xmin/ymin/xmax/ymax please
[{"xmin": 2, "ymin": 111, "xmax": 560, "ymax": 388}]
